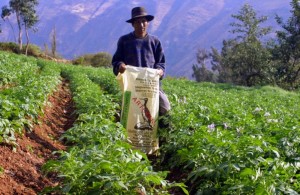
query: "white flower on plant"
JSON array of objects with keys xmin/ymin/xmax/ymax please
[
  {"xmin": 254, "ymin": 107, "xmax": 263, "ymax": 113},
  {"xmin": 183, "ymin": 96, "xmax": 187, "ymax": 103},
  {"xmin": 178, "ymin": 96, "xmax": 187, "ymax": 104},
  {"xmin": 207, "ymin": 123, "xmax": 215, "ymax": 132},
  {"xmin": 223, "ymin": 123, "xmax": 229, "ymax": 129},
  {"xmin": 267, "ymin": 119, "xmax": 278, "ymax": 123},
  {"xmin": 264, "ymin": 112, "xmax": 271, "ymax": 117},
  {"xmin": 236, "ymin": 127, "xmax": 243, "ymax": 133}
]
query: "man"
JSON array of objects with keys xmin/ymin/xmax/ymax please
[{"xmin": 112, "ymin": 6, "xmax": 171, "ymax": 117}]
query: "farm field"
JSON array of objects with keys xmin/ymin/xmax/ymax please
[{"xmin": 0, "ymin": 51, "xmax": 300, "ymax": 194}]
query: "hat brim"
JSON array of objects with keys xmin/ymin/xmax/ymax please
[{"xmin": 126, "ymin": 15, "xmax": 154, "ymax": 23}]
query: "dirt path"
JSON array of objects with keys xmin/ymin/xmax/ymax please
[{"xmin": 0, "ymin": 79, "xmax": 76, "ymax": 195}]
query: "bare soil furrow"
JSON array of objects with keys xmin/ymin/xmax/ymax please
[{"xmin": 0, "ymin": 79, "xmax": 76, "ymax": 195}]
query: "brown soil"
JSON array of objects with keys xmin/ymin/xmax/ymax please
[
  {"xmin": 0, "ymin": 79, "xmax": 76, "ymax": 195},
  {"xmin": 0, "ymin": 83, "xmax": 17, "ymax": 91}
]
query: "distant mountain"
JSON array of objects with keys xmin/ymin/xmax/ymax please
[{"xmin": 0, "ymin": 0, "xmax": 291, "ymax": 78}]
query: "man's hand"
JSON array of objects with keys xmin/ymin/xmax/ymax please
[
  {"xmin": 119, "ymin": 63, "xmax": 126, "ymax": 73},
  {"xmin": 157, "ymin": 69, "xmax": 164, "ymax": 78}
]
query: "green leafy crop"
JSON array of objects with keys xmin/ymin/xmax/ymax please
[{"xmin": 159, "ymin": 79, "xmax": 300, "ymax": 194}]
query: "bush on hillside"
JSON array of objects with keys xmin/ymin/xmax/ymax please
[
  {"xmin": 0, "ymin": 42, "xmax": 20, "ymax": 53},
  {"xmin": 73, "ymin": 52, "xmax": 112, "ymax": 68},
  {"xmin": 25, "ymin": 44, "xmax": 43, "ymax": 57},
  {"xmin": 0, "ymin": 42, "xmax": 43, "ymax": 57}
]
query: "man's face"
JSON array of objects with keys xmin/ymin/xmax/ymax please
[{"xmin": 132, "ymin": 17, "xmax": 149, "ymax": 38}]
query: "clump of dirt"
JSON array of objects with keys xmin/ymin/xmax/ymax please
[{"xmin": 0, "ymin": 79, "xmax": 76, "ymax": 195}]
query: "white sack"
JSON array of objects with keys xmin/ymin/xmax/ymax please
[{"xmin": 117, "ymin": 66, "xmax": 160, "ymax": 154}]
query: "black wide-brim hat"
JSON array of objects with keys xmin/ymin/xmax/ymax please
[{"xmin": 126, "ymin": 7, "xmax": 154, "ymax": 23}]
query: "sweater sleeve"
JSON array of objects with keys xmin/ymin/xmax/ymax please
[
  {"xmin": 154, "ymin": 40, "xmax": 166, "ymax": 78},
  {"xmin": 112, "ymin": 37, "xmax": 125, "ymax": 76}
]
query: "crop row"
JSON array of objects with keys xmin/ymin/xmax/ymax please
[
  {"xmin": 159, "ymin": 79, "xmax": 300, "ymax": 194},
  {"xmin": 42, "ymin": 65, "xmax": 187, "ymax": 194},
  {"xmin": 0, "ymin": 52, "xmax": 39, "ymax": 86},
  {"xmin": 0, "ymin": 52, "xmax": 187, "ymax": 194},
  {"xmin": 0, "ymin": 52, "xmax": 61, "ymax": 146},
  {"xmin": 4, "ymin": 50, "xmax": 300, "ymax": 194}
]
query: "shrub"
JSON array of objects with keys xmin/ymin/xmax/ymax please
[
  {"xmin": 0, "ymin": 42, "xmax": 43, "ymax": 57},
  {"xmin": 73, "ymin": 52, "xmax": 112, "ymax": 68},
  {"xmin": 0, "ymin": 42, "xmax": 20, "ymax": 53},
  {"xmin": 25, "ymin": 44, "xmax": 43, "ymax": 57}
]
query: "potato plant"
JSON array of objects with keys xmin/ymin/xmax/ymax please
[
  {"xmin": 160, "ymin": 79, "xmax": 300, "ymax": 194},
  {"xmin": 3, "ymin": 51, "xmax": 300, "ymax": 194},
  {"xmin": 0, "ymin": 52, "xmax": 61, "ymax": 146},
  {"xmin": 43, "ymin": 65, "xmax": 187, "ymax": 194}
]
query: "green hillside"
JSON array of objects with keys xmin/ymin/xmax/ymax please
[{"xmin": 1, "ymin": 51, "xmax": 300, "ymax": 194}]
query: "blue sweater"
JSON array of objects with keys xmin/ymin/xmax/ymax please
[{"xmin": 112, "ymin": 32, "xmax": 166, "ymax": 77}]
